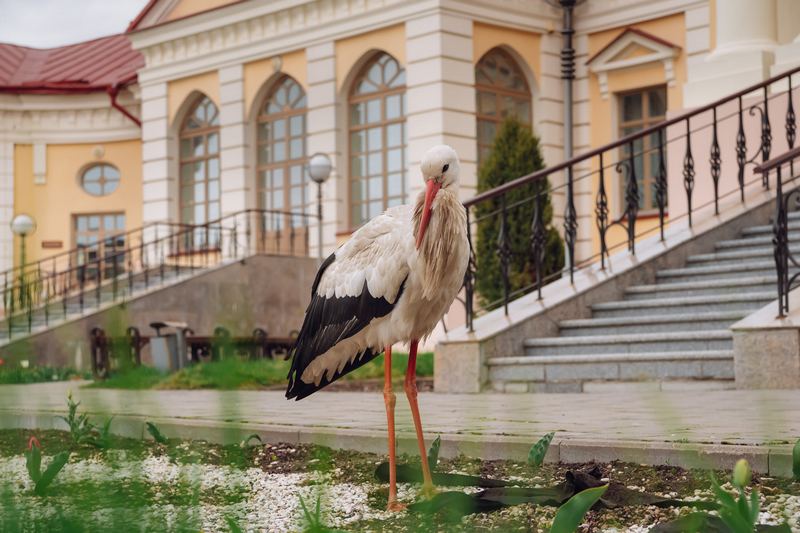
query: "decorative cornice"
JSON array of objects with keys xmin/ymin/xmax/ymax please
[{"xmin": 0, "ymin": 92, "xmax": 141, "ymax": 143}]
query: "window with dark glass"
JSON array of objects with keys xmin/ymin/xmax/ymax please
[
  {"xmin": 475, "ymin": 48, "xmax": 532, "ymax": 164},
  {"xmin": 349, "ymin": 52, "xmax": 406, "ymax": 228},
  {"xmin": 81, "ymin": 164, "xmax": 120, "ymax": 196},
  {"xmin": 618, "ymin": 85, "xmax": 667, "ymax": 211},
  {"xmin": 179, "ymin": 96, "xmax": 220, "ymax": 227},
  {"xmin": 74, "ymin": 213, "xmax": 126, "ymax": 280},
  {"xmin": 257, "ymin": 76, "xmax": 307, "ymax": 231}
]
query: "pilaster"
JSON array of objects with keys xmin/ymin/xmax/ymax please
[
  {"xmin": 140, "ymin": 81, "xmax": 172, "ymax": 225},
  {"xmin": 218, "ymin": 64, "xmax": 249, "ymax": 216},
  {"xmin": 305, "ymin": 41, "xmax": 339, "ymax": 258},
  {"xmin": 0, "ymin": 140, "xmax": 13, "ymax": 271},
  {"xmin": 405, "ymin": 11, "xmax": 476, "ymax": 201}
]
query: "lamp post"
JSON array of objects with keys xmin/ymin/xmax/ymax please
[
  {"xmin": 307, "ymin": 153, "xmax": 332, "ymax": 262},
  {"xmin": 10, "ymin": 214, "xmax": 36, "ymax": 309}
]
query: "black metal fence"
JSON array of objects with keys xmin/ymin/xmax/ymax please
[
  {"xmin": 1, "ymin": 208, "xmax": 314, "ymax": 341},
  {"xmin": 462, "ymin": 65, "xmax": 800, "ymax": 330}
]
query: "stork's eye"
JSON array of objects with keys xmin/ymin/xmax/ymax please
[{"xmin": 442, "ymin": 164, "xmax": 449, "ymax": 173}]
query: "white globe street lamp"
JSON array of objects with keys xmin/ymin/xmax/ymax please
[
  {"xmin": 307, "ymin": 153, "xmax": 332, "ymax": 261},
  {"xmin": 10, "ymin": 214, "xmax": 36, "ymax": 266}
]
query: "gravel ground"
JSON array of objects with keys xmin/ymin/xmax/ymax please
[{"xmin": 0, "ymin": 430, "xmax": 797, "ymax": 532}]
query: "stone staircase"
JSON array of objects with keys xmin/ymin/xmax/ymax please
[
  {"xmin": 0, "ymin": 265, "xmax": 209, "ymax": 348},
  {"xmin": 487, "ymin": 211, "xmax": 798, "ymax": 393}
]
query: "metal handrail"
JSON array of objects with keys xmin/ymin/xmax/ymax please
[
  {"xmin": 1, "ymin": 207, "xmax": 315, "ymax": 340},
  {"xmin": 462, "ymin": 65, "xmax": 800, "ymax": 330}
]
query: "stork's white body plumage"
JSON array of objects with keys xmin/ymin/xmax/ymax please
[
  {"xmin": 301, "ymin": 195, "xmax": 469, "ymax": 386},
  {"xmin": 287, "ymin": 144, "xmax": 468, "ymax": 510}
]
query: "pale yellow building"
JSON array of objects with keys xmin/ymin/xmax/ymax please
[{"xmin": 2, "ymin": 0, "xmax": 799, "ymax": 273}]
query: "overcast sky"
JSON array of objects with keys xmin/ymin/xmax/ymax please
[{"xmin": 0, "ymin": 0, "xmax": 150, "ymax": 48}]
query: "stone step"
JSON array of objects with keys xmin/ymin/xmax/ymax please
[
  {"xmin": 714, "ymin": 232, "xmax": 800, "ymax": 250},
  {"xmin": 523, "ymin": 330, "xmax": 732, "ymax": 356},
  {"xmin": 625, "ymin": 276, "xmax": 776, "ymax": 299},
  {"xmin": 558, "ymin": 311, "xmax": 748, "ymax": 336},
  {"xmin": 686, "ymin": 247, "xmax": 777, "ymax": 265},
  {"xmin": 655, "ymin": 260, "xmax": 788, "ymax": 283},
  {"xmin": 590, "ymin": 292, "xmax": 773, "ymax": 318},
  {"xmin": 488, "ymin": 351, "xmax": 734, "ymax": 392},
  {"xmin": 741, "ymin": 218, "xmax": 800, "ymax": 237}
]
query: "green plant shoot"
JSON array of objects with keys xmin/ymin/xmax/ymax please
[
  {"xmin": 239, "ymin": 434, "xmax": 262, "ymax": 448},
  {"xmin": 427, "ymin": 435, "xmax": 441, "ymax": 471},
  {"xmin": 24, "ymin": 438, "xmax": 69, "ymax": 496},
  {"xmin": 793, "ymin": 438, "xmax": 800, "ymax": 481},
  {"xmin": 528, "ymin": 432, "xmax": 555, "ymax": 468},
  {"xmin": 550, "ymin": 484, "xmax": 608, "ymax": 533},
  {"xmin": 145, "ymin": 422, "xmax": 168, "ymax": 444}
]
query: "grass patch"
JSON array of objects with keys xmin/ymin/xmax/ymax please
[
  {"xmin": 0, "ymin": 365, "xmax": 88, "ymax": 385},
  {"xmin": 88, "ymin": 352, "xmax": 433, "ymax": 390}
]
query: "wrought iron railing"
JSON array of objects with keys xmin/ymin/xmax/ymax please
[
  {"xmin": 1, "ymin": 208, "xmax": 314, "ymax": 340},
  {"xmin": 462, "ymin": 65, "xmax": 800, "ymax": 331},
  {"xmin": 755, "ymin": 145, "xmax": 800, "ymax": 317}
]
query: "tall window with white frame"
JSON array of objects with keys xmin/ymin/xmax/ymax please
[
  {"xmin": 617, "ymin": 85, "xmax": 667, "ymax": 211},
  {"xmin": 179, "ymin": 95, "xmax": 220, "ymax": 248},
  {"xmin": 256, "ymin": 75, "xmax": 308, "ymax": 253},
  {"xmin": 475, "ymin": 48, "xmax": 532, "ymax": 165},
  {"xmin": 349, "ymin": 52, "xmax": 407, "ymax": 229}
]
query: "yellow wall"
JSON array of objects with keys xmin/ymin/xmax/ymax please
[
  {"xmin": 587, "ymin": 14, "xmax": 687, "ymax": 254},
  {"xmin": 164, "ymin": 0, "xmax": 240, "ymax": 22},
  {"xmin": 13, "ymin": 140, "xmax": 143, "ymax": 266},
  {"xmin": 244, "ymin": 49, "xmax": 307, "ymax": 117},
  {"xmin": 168, "ymin": 70, "xmax": 220, "ymax": 126},
  {"xmin": 335, "ymin": 24, "xmax": 406, "ymax": 91},
  {"xmin": 472, "ymin": 22, "xmax": 541, "ymax": 86}
]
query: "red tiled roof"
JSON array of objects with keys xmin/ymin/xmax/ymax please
[{"xmin": 0, "ymin": 33, "xmax": 143, "ymax": 94}]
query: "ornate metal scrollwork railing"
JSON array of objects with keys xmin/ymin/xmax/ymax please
[
  {"xmin": 462, "ymin": 65, "xmax": 800, "ymax": 330},
  {"xmin": 755, "ymin": 146, "xmax": 800, "ymax": 317}
]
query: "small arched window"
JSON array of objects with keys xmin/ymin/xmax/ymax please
[
  {"xmin": 81, "ymin": 163, "xmax": 120, "ymax": 196},
  {"xmin": 475, "ymin": 48, "xmax": 532, "ymax": 164},
  {"xmin": 349, "ymin": 52, "xmax": 406, "ymax": 228},
  {"xmin": 257, "ymin": 75, "xmax": 308, "ymax": 230},
  {"xmin": 179, "ymin": 95, "xmax": 220, "ymax": 227}
]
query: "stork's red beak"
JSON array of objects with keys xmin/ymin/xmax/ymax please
[{"xmin": 416, "ymin": 179, "xmax": 441, "ymax": 249}]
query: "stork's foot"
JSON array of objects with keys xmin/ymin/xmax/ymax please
[{"xmin": 386, "ymin": 499, "xmax": 407, "ymax": 512}]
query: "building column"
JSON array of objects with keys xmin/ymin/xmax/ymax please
[
  {"xmin": 0, "ymin": 140, "xmax": 13, "ymax": 271},
  {"xmin": 306, "ymin": 42, "xmax": 339, "ymax": 258},
  {"xmin": 218, "ymin": 64, "xmax": 249, "ymax": 216},
  {"xmin": 140, "ymin": 81, "xmax": 172, "ymax": 226},
  {"xmin": 684, "ymin": 0, "xmax": 777, "ymax": 107},
  {"xmin": 405, "ymin": 11, "xmax": 476, "ymax": 201}
]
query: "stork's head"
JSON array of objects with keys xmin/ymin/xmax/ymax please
[{"xmin": 416, "ymin": 145, "xmax": 460, "ymax": 249}]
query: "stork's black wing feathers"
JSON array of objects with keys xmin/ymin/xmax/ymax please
[{"xmin": 286, "ymin": 252, "xmax": 406, "ymax": 400}]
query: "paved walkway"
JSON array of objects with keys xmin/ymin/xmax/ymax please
[{"xmin": 1, "ymin": 382, "xmax": 798, "ymax": 475}]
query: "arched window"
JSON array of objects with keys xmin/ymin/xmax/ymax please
[
  {"xmin": 475, "ymin": 48, "xmax": 532, "ymax": 164},
  {"xmin": 80, "ymin": 163, "xmax": 120, "ymax": 196},
  {"xmin": 257, "ymin": 76, "xmax": 307, "ymax": 231},
  {"xmin": 349, "ymin": 52, "xmax": 406, "ymax": 228},
  {"xmin": 179, "ymin": 95, "xmax": 220, "ymax": 228}
]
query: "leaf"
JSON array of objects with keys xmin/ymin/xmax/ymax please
[
  {"xmin": 225, "ymin": 516, "xmax": 243, "ymax": 533},
  {"xmin": 25, "ymin": 443, "xmax": 41, "ymax": 484},
  {"xmin": 34, "ymin": 452, "xmax": 69, "ymax": 496},
  {"xmin": 240, "ymin": 434, "xmax": 262, "ymax": 448},
  {"xmin": 793, "ymin": 438, "xmax": 800, "ymax": 481},
  {"xmin": 528, "ymin": 432, "xmax": 555, "ymax": 468},
  {"xmin": 649, "ymin": 512, "xmax": 727, "ymax": 533},
  {"xmin": 146, "ymin": 422, "xmax": 168, "ymax": 444},
  {"xmin": 427, "ymin": 436, "xmax": 441, "ymax": 470},
  {"xmin": 549, "ymin": 484, "xmax": 608, "ymax": 533}
]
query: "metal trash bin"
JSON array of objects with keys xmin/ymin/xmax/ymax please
[{"xmin": 149, "ymin": 321, "xmax": 191, "ymax": 372}]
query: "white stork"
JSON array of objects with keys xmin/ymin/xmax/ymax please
[{"xmin": 286, "ymin": 145, "xmax": 469, "ymax": 510}]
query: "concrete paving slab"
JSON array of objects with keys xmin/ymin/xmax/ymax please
[{"xmin": 0, "ymin": 382, "xmax": 798, "ymax": 477}]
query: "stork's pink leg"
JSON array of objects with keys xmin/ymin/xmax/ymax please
[
  {"xmin": 404, "ymin": 340, "xmax": 435, "ymax": 497},
  {"xmin": 383, "ymin": 345, "xmax": 404, "ymax": 511}
]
